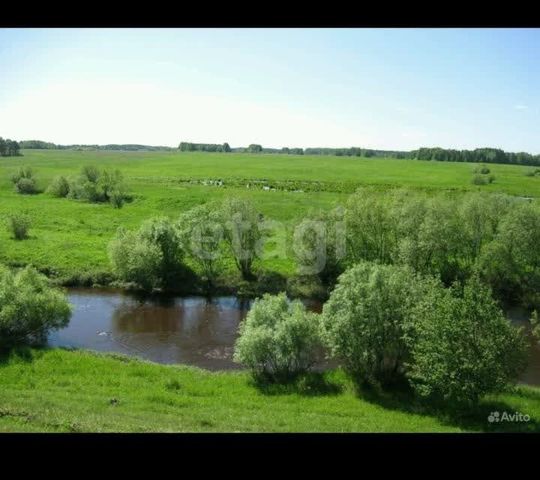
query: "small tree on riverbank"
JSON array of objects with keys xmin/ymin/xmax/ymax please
[
  {"xmin": 220, "ymin": 197, "xmax": 263, "ymax": 280},
  {"xmin": 177, "ymin": 202, "xmax": 224, "ymax": 287},
  {"xmin": 234, "ymin": 293, "xmax": 321, "ymax": 381},
  {"xmin": 406, "ymin": 275, "xmax": 528, "ymax": 405},
  {"xmin": 108, "ymin": 217, "xmax": 187, "ymax": 291},
  {"xmin": 0, "ymin": 266, "xmax": 71, "ymax": 348}
]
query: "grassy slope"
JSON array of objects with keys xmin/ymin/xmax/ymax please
[
  {"xmin": 0, "ymin": 150, "xmax": 538, "ymax": 281},
  {"xmin": 1, "ymin": 348, "xmax": 540, "ymax": 433}
]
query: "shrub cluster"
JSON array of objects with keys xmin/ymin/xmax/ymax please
[
  {"xmin": 300, "ymin": 188, "xmax": 540, "ymax": 309},
  {"xmin": 11, "ymin": 166, "xmax": 38, "ymax": 194},
  {"xmin": 48, "ymin": 166, "xmax": 129, "ymax": 208},
  {"xmin": 108, "ymin": 217, "xmax": 187, "ymax": 290},
  {"xmin": 0, "ymin": 266, "xmax": 71, "ymax": 349},
  {"xmin": 234, "ymin": 263, "xmax": 528, "ymax": 406},
  {"xmin": 7, "ymin": 213, "xmax": 32, "ymax": 240}
]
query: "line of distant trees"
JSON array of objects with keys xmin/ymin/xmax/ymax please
[
  {"xmin": 13, "ymin": 138, "xmax": 540, "ymax": 166},
  {"xmin": 179, "ymin": 142, "xmax": 232, "ymax": 153},
  {"xmin": 179, "ymin": 142, "xmax": 540, "ymax": 166},
  {"xmin": 0, "ymin": 137, "xmax": 21, "ymax": 156},
  {"xmin": 20, "ymin": 140, "xmax": 174, "ymax": 151},
  {"xmin": 412, "ymin": 147, "xmax": 540, "ymax": 166}
]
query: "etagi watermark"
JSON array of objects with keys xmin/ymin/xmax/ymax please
[{"xmin": 487, "ymin": 411, "xmax": 530, "ymax": 423}]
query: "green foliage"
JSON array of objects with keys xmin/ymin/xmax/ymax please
[
  {"xmin": 473, "ymin": 165, "xmax": 491, "ymax": 174},
  {"xmin": 396, "ymin": 195, "xmax": 463, "ymax": 284},
  {"xmin": 531, "ymin": 311, "xmax": 540, "ymax": 342},
  {"xmin": 0, "ymin": 266, "xmax": 71, "ymax": 348},
  {"xmin": 321, "ymin": 261, "xmax": 435, "ymax": 386},
  {"xmin": 7, "ymin": 212, "xmax": 32, "ymax": 240},
  {"xmin": 177, "ymin": 202, "xmax": 223, "ymax": 285},
  {"xmin": 47, "ymin": 175, "xmax": 70, "ymax": 198},
  {"xmin": 220, "ymin": 197, "xmax": 263, "ymax": 280},
  {"xmin": 472, "ymin": 174, "xmax": 489, "ymax": 185},
  {"xmin": 0, "ymin": 137, "xmax": 21, "ymax": 157},
  {"xmin": 108, "ymin": 217, "xmax": 186, "ymax": 290},
  {"xmin": 179, "ymin": 142, "xmax": 231, "ymax": 153},
  {"xmin": 345, "ymin": 188, "xmax": 398, "ymax": 265},
  {"xmin": 233, "ymin": 293, "xmax": 321, "ymax": 380},
  {"xmin": 293, "ymin": 207, "xmax": 346, "ymax": 284},
  {"xmin": 407, "ymin": 276, "xmax": 528, "ymax": 405},
  {"xmin": 67, "ymin": 166, "xmax": 127, "ymax": 207},
  {"xmin": 478, "ymin": 202, "xmax": 540, "ymax": 308},
  {"xmin": 108, "ymin": 228, "xmax": 163, "ymax": 290},
  {"xmin": 11, "ymin": 166, "xmax": 38, "ymax": 194},
  {"xmin": 10, "ymin": 166, "xmax": 33, "ymax": 183},
  {"xmin": 15, "ymin": 177, "xmax": 38, "ymax": 194},
  {"xmin": 414, "ymin": 147, "xmax": 540, "ymax": 166}
]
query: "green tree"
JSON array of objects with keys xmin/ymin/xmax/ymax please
[
  {"xmin": 345, "ymin": 188, "xmax": 398, "ymax": 265},
  {"xmin": 177, "ymin": 203, "xmax": 224, "ymax": 286},
  {"xmin": 407, "ymin": 275, "xmax": 528, "ymax": 405},
  {"xmin": 220, "ymin": 197, "xmax": 263, "ymax": 280},
  {"xmin": 477, "ymin": 202, "xmax": 540, "ymax": 308},
  {"xmin": 47, "ymin": 176, "xmax": 70, "ymax": 198},
  {"xmin": 247, "ymin": 144, "xmax": 263, "ymax": 153},
  {"xmin": 108, "ymin": 217, "xmax": 186, "ymax": 290},
  {"xmin": 233, "ymin": 293, "xmax": 321, "ymax": 380},
  {"xmin": 292, "ymin": 207, "xmax": 346, "ymax": 284},
  {"xmin": 321, "ymin": 261, "xmax": 435, "ymax": 386},
  {"xmin": 0, "ymin": 266, "xmax": 71, "ymax": 348}
]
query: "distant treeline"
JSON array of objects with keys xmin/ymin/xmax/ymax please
[
  {"xmin": 412, "ymin": 147, "xmax": 540, "ymax": 166},
  {"xmin": 14, "ymin": 138, "xmax": 540, "ymax": 166},
  {"xmin": 179, "ymin": 142, "xmax": 232, "ymax": 153},
  {"xmin": 20, "ymin": 140, "xmax": 174, "ymax": 151},
  {"xmin": 0, "ymin": 137, "xmax": 21, "ymax": 156}
]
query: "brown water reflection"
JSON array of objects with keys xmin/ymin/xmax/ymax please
[
  {"xmin": 48, "ymin": 289, "xmax": 540, "ymax": 386},
  {"xmin": 48, "ymin": 289, "xmax": 321, "ymax": 371}
]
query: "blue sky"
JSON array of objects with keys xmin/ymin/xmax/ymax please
[{"xmin": 1, "ymin": 28, "xmax": 539, "ymax": 152}]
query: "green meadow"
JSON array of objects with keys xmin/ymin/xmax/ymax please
[
  {"xmin": 1, "ymin": 348, "xmax": 539, "ymax": 433},
  {"xmin": 1, "ymin": 149, "xmax": 538, "ymax": 284}
]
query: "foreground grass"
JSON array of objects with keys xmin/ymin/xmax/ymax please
[
  {"xmin": 0, "ymin": 150, "xmax": 538, "ymax": 283},
  {"xmin": 1, "ymin": 348, "xmax": 540, "ymax": 432}
]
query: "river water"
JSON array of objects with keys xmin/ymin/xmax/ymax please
[{"xmin": 47, "ymin": 288, "xmax": 540, "ymax": 385}]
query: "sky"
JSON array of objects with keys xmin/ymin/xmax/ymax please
[{"xmin": 1, "ymin": 28, "xmax": 540, "ymax": 152}]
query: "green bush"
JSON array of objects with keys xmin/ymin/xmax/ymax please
[
  {"xmin": 14, "ymin": 177, "xmax": 38, "ymax": 194},
  {"xmin": 177, "ymin": 202, "xmax": 224, "ymax": 286},
  {"xmin": 473, "ymin": 165, "xmax": 491, "ymax": 174},
  {"xmin": 293, "ymin": 207, "xmax": 346, "ymax": 284},
  {"xmin": 321, "ymin": 261, "xmax": 436, "ymax": 386},
  {"xmin": 68, "ymin": 166, "xmax": 128, "ymax": 206},
  {"xmin": 47, "ymin": 176, "xmax": 70, "ymax": 198},
  {"xmin": 7, "ymin": 213, "xmax": 32, "ymax": 240},
  {"xmin": 531, "ymin": 311, "xmax": 540, "ymax": 342},
  {"xmin": 10, "ymin": 166, "xmax": 33, "ymax": 184},
  {"xmin": 108, "ymin": 228, "xmax": 163, "ymax": 290},
  {"xmin": 477, "ymin": 202, "xmax": 540, "ymax": 308},
  {"xmin": 233, "ymin": 293, "xmax": 321, "ymax": 380},
  {"xmin": 0, "ymin": 266, "xmax": 71, "ymax": 348},
  {"xmin": 81, "ymin": 165, "xmax": 100, "ymax": 183},
  {"xmin": 108, "ymin": 217, "xmax": 186, "ymax": 290},
  {"xmin": 406, "ymin": 276, "xmax": 528, "ymax": 405},
  {"xmin": 472, "ymin": 174, "xmax": 488, "ymax": 185},
  {"xmin": 109, "ymin": 189, "xmax": 125, "ymax": 208},
  {"xmin": 220, "ymin": 197, "xmax": 263, "ymax": 280}
]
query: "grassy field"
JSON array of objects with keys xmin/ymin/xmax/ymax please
[
  {"xmin": 0, "ymin": 149, "xmax": 538, "ymax": 283},
  {"xmin": 1, "ymin": 348, "xmax": 539, "ymax": 433}
]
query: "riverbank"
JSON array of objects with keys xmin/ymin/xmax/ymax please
[{"xmin": 1, "ymin": 348, "xmax": 540, "ymax": 432}]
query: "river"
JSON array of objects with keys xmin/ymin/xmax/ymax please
[{"xmin": 47, "ymin": 288, "xmax": 540, "ymax": 385}]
